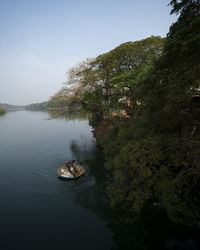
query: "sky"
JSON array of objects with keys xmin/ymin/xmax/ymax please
[{"xmin": 0, "ymin": 0, "xmax": 177, "ymax": 105}]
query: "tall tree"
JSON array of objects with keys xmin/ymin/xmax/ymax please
[
  {"xmin": 82, "ymin": 36, "xmax": 164, "ymax": 118},
  {"xmin": 104, "ymin": 0, "xmax": 200, "ymax": 225}
]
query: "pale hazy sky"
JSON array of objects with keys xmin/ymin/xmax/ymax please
[{"xmin": 0, "ymin": 0, "xmax": 177, "ymax": 105}]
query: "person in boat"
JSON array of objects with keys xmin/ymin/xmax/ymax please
[{"xmin": 66, "ymin": 160, "xmax": 75, "ymax": 175}]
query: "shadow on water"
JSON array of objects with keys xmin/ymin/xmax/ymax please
[{"xmin": 62, "ymin": 113, "xmax": 200, "ymax": 250}]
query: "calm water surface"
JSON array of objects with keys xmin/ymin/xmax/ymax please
[
  {"xmin": 0, "ymin": 111, "xmax": 199, "ymax": 250},
  {"xmin": 0, "ymin": 110, "xmax": 112, "ymax": 250}
]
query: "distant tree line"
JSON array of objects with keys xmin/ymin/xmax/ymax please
[
  {"xmin": 24, "ymin": 102, "xmax": 50, "ymax": 111},
  {"xmin": 49, "ymin": 0, "xmax": 200, "ymax": 225}
]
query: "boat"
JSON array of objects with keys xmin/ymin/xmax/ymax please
[{"xmin": 57, "ymin": 164, "xmax": 85, "ymax": 179}]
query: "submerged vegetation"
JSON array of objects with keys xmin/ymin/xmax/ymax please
[{"xmin": 50, "ymin": 0, "xmax": 200, "ymax": 225}]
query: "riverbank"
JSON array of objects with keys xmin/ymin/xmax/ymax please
[{"xmin": 91, "ymin": 116, "xmax": 131, "ymax": 145}]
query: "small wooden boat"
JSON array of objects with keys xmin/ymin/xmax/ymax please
[{"xmin": 57, "ymin": 164, "xmax": 85, "ymax": 179}]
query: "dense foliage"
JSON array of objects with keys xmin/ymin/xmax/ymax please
[
  {"xmin": 81, "ymin": 36, "xmax": 164, "ymax": 120},
  {"xmin": 103, "ymin": 0, "xmax": 200, "ymax": 225},
  {"xmin": 50, "ymin": 0, "xmax": 200, "ymax": 225}
]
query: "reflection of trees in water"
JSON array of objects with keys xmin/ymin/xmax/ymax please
[
  {"xmin": 69, "ymin": 138, "xmax": 200, "ymax": 250},
  {"xmin": 75, "ymin": 184, "xmax": 200, "ymax": 249},
  {"xmin": 70, "ymin": 139, "xmax": 108, "ymax": 183},
  {"xmin": 47, "ymin": 110, "xmax": 88, "ymax": 121},
  {"xmin": 69, "ymin": 136, "xmax": 110, "ymax": 208},
  {"xmin": 69, "ymin": 140, "xmax": 147, "ymax": 249}
]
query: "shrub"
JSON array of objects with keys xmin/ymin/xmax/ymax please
[{"xmin": 0, "ymin": 108, "xmax": 7, "ymax": 114}]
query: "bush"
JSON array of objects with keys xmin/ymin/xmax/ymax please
[{"xmin": 0, "ymin": 108, "xmax": 7, "ymax": 114}]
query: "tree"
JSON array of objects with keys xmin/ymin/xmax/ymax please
[
  {"xmin": 164, "ymin": 0, "xmax": 200, "ymax": 106},
  {"xmin": 82, "ymin": 36, "xmax": 164, "ymax": 118},
  {"xmin": 48, "ymin": 59, "xmax": 94, "ymax": 109},
  {"xmin": 104, "ymin": 0, "xmax": 200, "ymax": 225}
]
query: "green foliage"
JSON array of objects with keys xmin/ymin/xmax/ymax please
[
  {"xmin": 49, "ymin": 37, "xmax": 164, "ymax": 117},
  {"xmin": 48, "ymin": 0, "xmax": 200, "ymax": 225},
  {"xmin": 100, "ymin": 0, "xmax": 200, "ymax": 225},
  {"xmin": 165, "ymin": 0, "xmax": 200, "ymax": 103},
  {"xmin": 110, "ymin": 61, "xmax": 156, "ymax": 115},
  {"xmin": 104, "ymin": 123, "xmax": 200, "ymax": 224},
  {"xmin": 0, "ymin": 107, "xmax": 7, "ymax": 114},
  {"xmin": 81, "ymin": 36, "xmax": 164, "ymax": 117},
  {"xmin": 82, "ymin": 87, "xmax": 104, "ymax": 120}
]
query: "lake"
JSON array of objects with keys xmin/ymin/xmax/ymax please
[{"xmin": 0, "ymin": 110, "xmax": 199, "ymax": 250}]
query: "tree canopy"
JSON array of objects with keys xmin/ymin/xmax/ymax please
[
  {"xmin": 49, "ymin": 0, "xmax": 200, "ymax": 225},
  {"xmin": 102, "ymin": 0, "xmax": 200, "ymax": 225}
]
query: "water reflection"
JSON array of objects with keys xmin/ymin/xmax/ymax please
[
  {"xmin": 46, "ymin": 109, "xmax": 88, "ymax": 121},
  {"xmin": 0, "ymin": 110, "xmax": 113, "ymax": 250},
  {"xmin": 61, "ymin": 111, "xmax": 200, "ymax": 250},
  {"xmin": 1, "ymin": 110, "xmax": 197, "ymax": 249}
]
